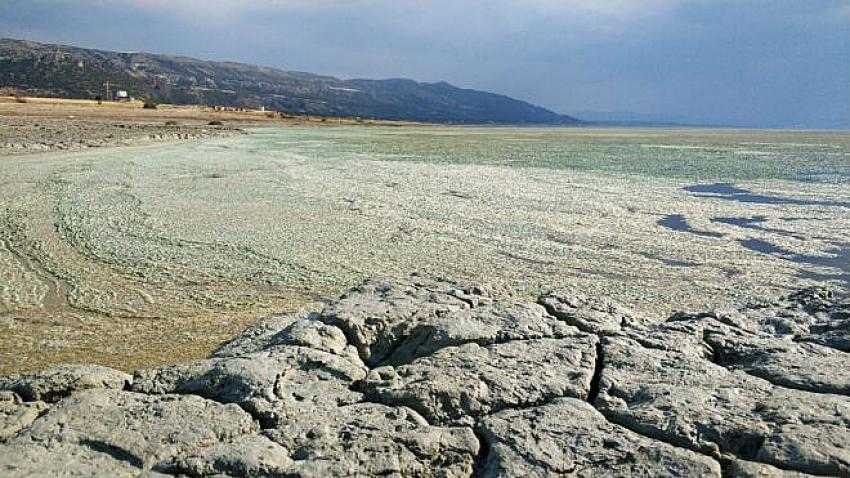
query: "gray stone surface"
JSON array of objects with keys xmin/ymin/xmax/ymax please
[
  {"xmin": 0, "ymin": 391, "xmax": 46, "ymax": 442},
  {"xmin": 729, "ymin": 459, "xmax": 818, "ymax": 477},
  {"xmin": 596, "ymin": 336, "xmax": 850, "ymax": 476},
  {"xmin": 131, "ymin": 347, "xmax": 367, "ymax": 428},
  {"xmin": 264, "ymin": 402, "xmax": 479, "ymax": 477},
  {"xmin": 1, "ymin": 277, "xmax": 849, "ymax": 477},
  {"xmin": 0, "ymin": 364, "xmax": 131, "ymax": 402},
  {"xmin": 159, "ymin": 434, "xmax": 292, "ymax": 477},
  {"xmin": 707, "ymin": 333, "xmax": 850, "ymax": 395},
  {"xmin": 662, "ymin": 287, "xmax": 850, "ymax": 399},
  {"xmin": 797, "ymin": 298, "xmax": 850, "ymax": 353},
  {"xmin": 0, "ymin": 389, "xmax": 261, "ymax": 477},
  {"xmin": 539, "ymin": 290, "xmax": 648, "ymax": 335},
  {"xmin": 1, "ymin": 440, "xmax": 160, "ymax": 477},
  {"xmin": 478, "ymin": 397, "xmax": 721, "ymax": 477},
  {"xmin": 211, "ymin": 313, "xmax": 362, "ymax": 361},
  {"xmin": 365, "ymin": 336, "xmax": 598, "ymax": 426},
  {"xmin": 210, "ymin": 313, "xmax": 303, "ymax": 358},
  {"xmin": 319, "ymin": 276, "xmax": 574, "ymax": 366}
]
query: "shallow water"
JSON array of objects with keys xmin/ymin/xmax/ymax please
[
  {"xmin": 740, "ymin": 239, "xmax": 850, "ymax": 288},
  {"xmin": 658, "ymin": 214, "xmax": 725, "ymax": 238},
  {"xmin": 1, "ymin": 126, "xmax": 849, "ymax": 373},
  {"xmin": 685, "ymin": 183, "xmax": 850, "ymax": 208},
  {"xmin": 264, "ymin": 126, "xmax": 850, "ymax": 182},
  {"xmin": 711, "ymin": 216, "xmax": 806, "ymax": 240}
]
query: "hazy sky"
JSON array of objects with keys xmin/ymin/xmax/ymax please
[{"xmin": 2, "ymin": 0, "xmax": 849, "ymax": 127}]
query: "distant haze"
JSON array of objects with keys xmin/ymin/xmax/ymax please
[{"xmin": 2, "ymin": 0, "xmax": 849, "ymax": 128}]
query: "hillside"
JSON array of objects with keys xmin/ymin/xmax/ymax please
[{"xmin": 0, "ymin": 38, "xmax": 578, "ymax": 124}]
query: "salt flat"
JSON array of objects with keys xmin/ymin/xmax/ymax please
[{"xmin": 1, "ymin": 126, "xmax": 848, "ymax": 373}]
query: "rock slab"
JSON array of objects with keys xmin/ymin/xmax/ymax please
[{"xmin": 1, "ymin": 277, "xmax": 849, "ymax": 477}]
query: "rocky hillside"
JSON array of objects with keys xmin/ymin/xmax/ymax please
[
  {"xmin": 0, "ymin": 38, "xmax": 578, "ymax": 124},
  {"xmin": 1, "ymin": 275, "xmax": 849, "ymax": 476}
]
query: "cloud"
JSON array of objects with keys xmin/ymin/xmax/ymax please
[
  {"xmin": 1, "ymin": 0, "xmax": 847, "ymax": 127},
  {"xmin": 121, "ymin": 0, "xmax": 682, "ymax": 32}
]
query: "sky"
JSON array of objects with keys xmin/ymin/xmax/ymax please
[{"xmin": 1, "ymin": 0, "xmax": 849, "ymax": 128}]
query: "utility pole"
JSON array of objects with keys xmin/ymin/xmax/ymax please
[{"xmin": 104, "ymin": 81, "xmax": 111, "ymax": 101}]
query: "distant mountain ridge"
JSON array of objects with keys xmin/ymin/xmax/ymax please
[{"xmin": 0, "ymin": 38, "xmax": 579, "ymax": 125}]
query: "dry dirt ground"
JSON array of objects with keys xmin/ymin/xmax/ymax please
[
  {"xmin": 0, "ymin": 96, "xmax": 414, "ymax": 154},
  {"xmin": 0, "ymin": 96, "xmax": 415, "ymax": 126}
]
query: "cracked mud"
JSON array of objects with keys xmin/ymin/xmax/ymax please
[{"xmin": 2, "ymin": 276, "xmax": 849, "ymax": 477}]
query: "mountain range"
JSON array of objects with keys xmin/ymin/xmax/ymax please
[{"xmin": 0, "ymin": 38, "xmax": 578, "ymax": 125}]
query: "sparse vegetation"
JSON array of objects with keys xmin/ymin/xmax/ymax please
[
  {"xmin": 143, "ymin": 99, "xmax": 158, "ymax": 109},
  {"xmin": 164, "ymin": 120, "xmax": 178, "ymax": 126},
  {"xmin": 208, "ymin": 120, "xmax": 224, "ymax": 126}
]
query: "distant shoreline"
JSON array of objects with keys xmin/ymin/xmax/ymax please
[{"xmin": 1, "ymin": 97, "xmax": 846, "ymax": 146}]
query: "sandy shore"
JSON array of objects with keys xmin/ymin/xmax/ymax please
[
  {"xmin": 0, "ymin": 96, "xmax": 424, "ymax": 155},
  {"xmin": 0, "ymin": 115, "xmax": 248, "ymax": 153}
]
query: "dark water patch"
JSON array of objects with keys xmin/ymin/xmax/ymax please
[
  {"xmin": 740, "ymin": 238, "xmax": 850, "ymax": 288},
  {"xmin": 740, "ymin": 238, "xmax": 791, "ymax": 256},
  {"xmin": 499, "ymin": 250, "xmax": 556, "ymax": 266},
  {"xmin": 445, "ymin": 189, "xmax": 473, "ymax": 200},
  {"xmin": 714, "ymin": 216, "xmax": 767, "ymax": 227},
  {"xmin": 800, "ymin": 270, "xmax": 850, "ymax": 291},
  {"xmin": 546, "ymin": 233, "xmax": 578, "ymax": 247},
  {"xmin": 800, "ymin": 242, "xmax": 850, "ymax": 272},
  {"xmin": 567, "ymin": 266, "xmax": 628, "ymax": 282},
  {"xmin": 658, "ymin": 214, "xmax": 724, "ymax": 238},
  {"xmin": 712, "ymin": 216, "xmax": 806, "ymax": 240},
  {"xmin": 639, "ymin": 252, "xmax": 701, "ymax": 268},
  {"xmin": 686, "ymin": 184, "xmax": 751, "ymax": 195},
  {"xmin": 685, "ymin": 183, "xmax": 850, "ymax": 208},
  {"xmin": 779, "ymin": 216, "xmax": 823, "ymax": 222}
]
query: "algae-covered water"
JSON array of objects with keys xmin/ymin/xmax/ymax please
[
  {"xmin": 259, "ymin": 126, "xmax": 850, "ymax": 183},
  {"xmin": 1, "ymin": 126, "xmax": 848, "ymax": 373}
]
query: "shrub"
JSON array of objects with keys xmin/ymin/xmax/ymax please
[
  {"xmin": 142, "ymin": 99, "xmax": 158, "ymax": 109},
  {"xmin": 208, "ymin": 120, "xmax": 224, "ymax": 126},
  {"xmin": 164, "ymin": 120, "xmax": 178, "ymax": 126},
  {"xmin": 13, "ymin": 95, "xmax": 27, "ymax": 104}
]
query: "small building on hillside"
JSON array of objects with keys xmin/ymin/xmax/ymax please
[{"xmin": 115, "ymin": 90, "xmax": 130, "ymax": 101}]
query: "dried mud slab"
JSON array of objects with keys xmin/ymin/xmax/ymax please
[
  {"xmin": 0, "ymin": 391, "xmax": 46, "ymax": 442},
  {"xmin": 319, "ymin": 276, "xmax": 576, "ymax": 366},
  {"xmin": 478, "ymin": 398, "xmax": 722, "ymax": 477},
  {"xmin": 596, "ymin": 337, "xmax": 850, "ymax": 476},
  {"xmin": 1, "ymin": 277, "xmax": 849, "ymax": 477},
  {"xmin": 0, "ymin": 364, "xmax": 131, "ymax": 402},
  {"xmin": 364, "ymin": 337, "xmax": 598, "ymax": 426},
  {"xmin": 0, "ymin": 389, "xmax": 265, "ymax": 477}
]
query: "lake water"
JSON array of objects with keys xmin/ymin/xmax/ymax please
[{"xmin": 1, "ymin": 126, "xmax": 848, "ymax": 373}]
